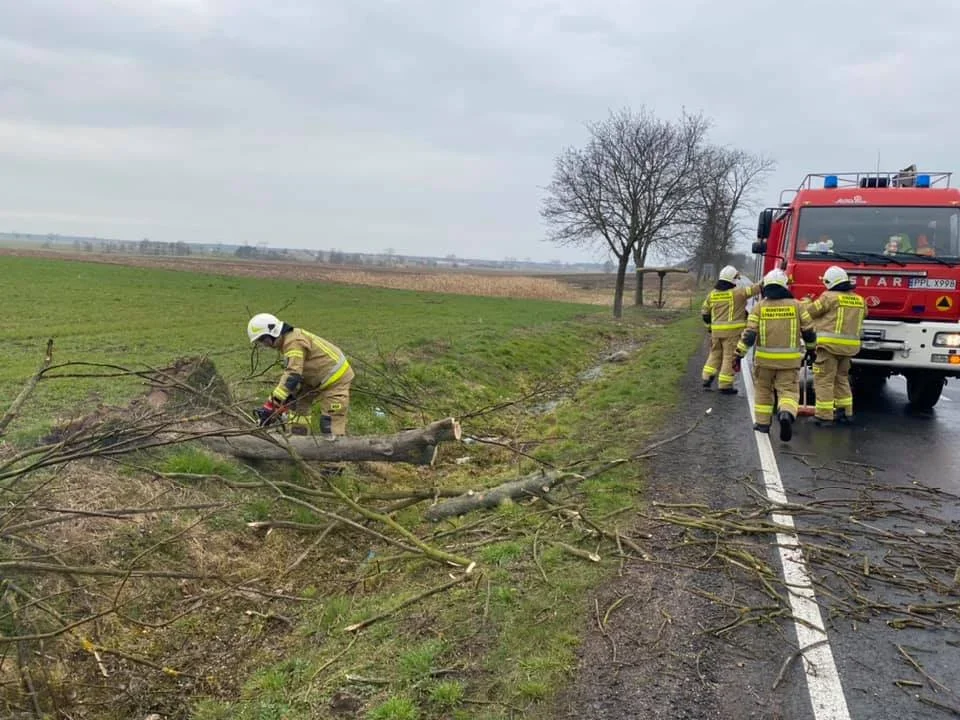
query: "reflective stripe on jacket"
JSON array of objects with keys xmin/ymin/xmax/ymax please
[
  {"xmin": 803, "ymin": 290, "xmax": 868, "ymax": 357},
  {"xmin": 738, "ymin": 298, "xmax": 816, "ymax": 369},
  {"xmin": 272, "ymin": 328, "xmax": 351, "ymax": 402},
  {"xmin": 700, "ymin": 284, "xmax": 761, "ymax": 337}
]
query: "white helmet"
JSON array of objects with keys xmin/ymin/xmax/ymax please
[
  {"xmin": 762, "ymin": 268, "xmax": 789, "ymax": 288},
  {"xmin": 718, "ymin": 265, "xmax": 739, "ymax": 283},
  {"xmin": 247, "ymin": 312, "xmax": 283, "ymax": 343},
  {"xmin": 823, "ymin": 265, "xmax": 849, "ymax": 289}
]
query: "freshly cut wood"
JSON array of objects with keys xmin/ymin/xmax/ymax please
[
  {"xmin": 423, "ymin": 468, "xmax": 578, "ymax": 521},
  {"xmin": 200, "ymin": 417, "xmax": 462, "ymax": 466}
]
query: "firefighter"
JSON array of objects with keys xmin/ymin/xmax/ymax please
[
  {"xmin": 700, "ymin": 265, "xmax": 762, "ymax": 394},
  {"xmin": 802, "ymin": 266, "xmax": 868, "ymax": 426},
  {"xmin": 734, "ymin": 269, "xmax": 817, "ymax": 441},
  {"xmin": 246, "ymin": 312, "xmax": 354, "ymax": 438}
]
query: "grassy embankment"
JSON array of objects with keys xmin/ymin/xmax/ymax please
[{"xmin": 0, "ymin": 255, "xmax": 702, "ymax": 720}]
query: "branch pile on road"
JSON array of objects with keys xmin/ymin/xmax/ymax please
[
  {"xmin": 629, "ymin": 457, "xmax": 960, "ymax": 711},
  {"xmin": 637, "ymin": 466, "xmax": 959, "ymax": 630}
]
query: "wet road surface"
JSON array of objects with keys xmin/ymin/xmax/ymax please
[
  {"xmin": 558, "ymin": 345, "xmax": 960, "ymax": 720},
  {"xmin": 756, "ymin": 373, "xmax": 960, "ymax": 719}
]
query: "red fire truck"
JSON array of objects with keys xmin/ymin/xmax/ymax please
[{"xmin": 752, "ymin": 167, "xmax": 960, "ymax": 411}]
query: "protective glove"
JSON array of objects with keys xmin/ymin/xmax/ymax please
[
  {"xmin": 732, "ymin": 355, "xmax": 742, "ymax": 373},
  {"xmin": 804, "ymin": 348, "xmax": 817, "ymax": 366}
]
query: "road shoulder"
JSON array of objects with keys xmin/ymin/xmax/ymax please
[{"xmin": 554, "ymin": 338, "xmax": 815, "ymax": 720}]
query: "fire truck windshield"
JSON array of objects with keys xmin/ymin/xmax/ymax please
[{"xmin": 793, "ymin": 206, "xmax": 960, "ymax": 262}]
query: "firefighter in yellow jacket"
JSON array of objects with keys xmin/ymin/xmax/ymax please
[
  {"xmin": 734, "ymin": 269, "xmax": 817, "ymax": 441},
  {"xmin": 246, "ymin": 312, "xmax": 354, "ymax": 438},
  {"xmin": 801, "ymin": 266, "xmax": 867, "ymax": 426},
  {"xmin": 700, "ymin": 265, "xmax": 762, "ymax": 394}
]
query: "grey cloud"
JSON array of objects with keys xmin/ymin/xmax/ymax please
[{"xmin": 2, "ymin": 0, "xmax": 960, "ymax": 261}]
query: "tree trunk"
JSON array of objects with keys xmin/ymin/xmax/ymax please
[
  {"xmin": 634, "ymin": 246, "xmax": 647, "ymax": 306},
  {"xmin": 612, "ymin": 252, "xmax": 630, "ymax": 318},
  {"xmin": 198, "ymin": 417, "xmax": 462, "ymax": 466}
]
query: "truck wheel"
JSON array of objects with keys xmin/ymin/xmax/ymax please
[
  {"xmin": 851, "ymin": 371, "xmax": 886, "ymax": 402},
  {"xmin": 906, "ymin": 373, "xmax": 946, "ymax": 411}
]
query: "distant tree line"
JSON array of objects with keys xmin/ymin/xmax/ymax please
[
  {"xmin": 541, "ymin": 105, "xmax": 775, "ymax": 317},
  {"xmin": 69, "ymin": 238, "xmax": 193, "ymax": 256}
]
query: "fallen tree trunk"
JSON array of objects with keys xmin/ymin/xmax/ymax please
[
  {"xmin": 199, "ymin": 417, "xmax": 462, "ymax": 466},
  {"xmin": 423, "ymin": 467, "xmax": 582, "ymax": 521}
]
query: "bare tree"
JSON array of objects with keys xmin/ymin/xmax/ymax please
[
  {"xmin": 679, "ymin": 147, "xmax": 775, "ymax": 280},
  {"xmin": 541, "ymin": 106, "xmax": 712, "ymax": 317}
]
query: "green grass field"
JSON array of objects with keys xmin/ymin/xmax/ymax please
[
  {"xmin": 1, "ymin": 254, "xmax": 607, "ymax": 437},
  {"xmin": 0, "ymin": 254, "xmax": 704, "ymax": 720}
]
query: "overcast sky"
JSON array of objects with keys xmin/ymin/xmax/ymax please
[{"xmin": 1, "ymin": 0, "xmax": 957, "ymax": 263}]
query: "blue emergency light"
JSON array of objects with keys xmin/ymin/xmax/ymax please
[
  {"xmin": 824, "ymin": 175, "xmax": 838, "ymax": 189},
  {"xmin": 917, "ymin": 174, "xmax": 931, "ymax": 188}
]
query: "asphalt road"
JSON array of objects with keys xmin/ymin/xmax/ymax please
[
  {"xmin": 557, "ymin": 344, "xmax": 960, "ymax": 720},
  {"xmin": 757, "ymin": 372, "xmax": 960, "ymax": 719}
]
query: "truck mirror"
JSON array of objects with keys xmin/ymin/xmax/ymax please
[
  {"xmin": 756, "ymin": 209, "xmax": 773, "ymax": 240},
  {"xmin": 751, "ymin": 240, "xmax": 767, "ymax": 254}
]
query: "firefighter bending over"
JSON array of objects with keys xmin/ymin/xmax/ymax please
[
  {"xmin": 700, "ymin": 265, "xmax": 761, "ymax": 394},
  {"xmin": 801, "ymin": 266, "xmax": 867, "ymax": 426},
  {"xmin": 246, "ymin": 313, "xmax": 355, "ymax": 438},
  {"xmin": 734, "ymin": 269, "xmax": 817, "ymax": 441}
]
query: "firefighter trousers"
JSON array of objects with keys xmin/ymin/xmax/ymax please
[
  {"xmin": 752, "ymin": 365, "xmax": 800, "ymax": 426},
  {"xmin": 702, "ymin": 335, "xmax": 740, "ymax": 389},
  {"xmin": 286, "ymin": 367, "xmax": 355, "ymax": 436},
  {"xmin": 812, "ymin": 349, "xmax": 852, "ymax": 420}
]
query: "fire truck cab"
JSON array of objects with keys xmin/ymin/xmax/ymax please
[{"xmin": 752, "ymin": 167, "xmax": 960, "ymax": 411}]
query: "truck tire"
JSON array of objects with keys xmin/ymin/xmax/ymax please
[
  {"xmin": 851, "ymin": 370, "xmax": 886, "ymax": 403},
  {"xmin": 906, "ymin": 373, "xmax": 946, "ymax": 411}
]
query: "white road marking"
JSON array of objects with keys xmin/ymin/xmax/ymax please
[{"xmin": 741, "ymin": 355, "xmax": 852, "ymax": 720}]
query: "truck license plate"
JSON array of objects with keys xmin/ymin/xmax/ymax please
[{"xmin": 909, "ymin": 278, "xmax": 957, "ymax": 290}]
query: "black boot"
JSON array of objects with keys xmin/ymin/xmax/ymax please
[
  {"xmin": 319, "ymin": 414, "xmax": 337, "ymax": 441},
  {"xmin": 703, "ymin": 376, "xmax": 714, "ymax": 389},
  {"xmin": 835, "ymin": 408, "xmax": 851, "ymax": 424},
  {"xmin": 778, "ymin": 411, "xmax": 794, "ymax": 441},
  {"xmin": 815, "ymin": 417, "xmax": 834, "ymax": 428},
  {"xmin": 753, "ymin": 422, "xmax": 770, "ymax": 434},
  {"xmin": 719, "ymin": 387, "xmax": 739, "ymax": 395}
]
